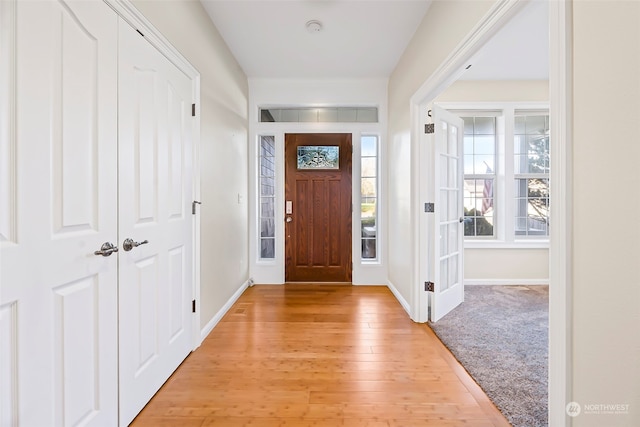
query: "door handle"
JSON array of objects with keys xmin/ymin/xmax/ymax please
[
  {"xmin": 94, "ymin": 242, "xmax": 119, "ymax": 257},
  {"xmin": 122, "ymin": 238, "xmax": 149, "ymax": 252},
  {"xmin": 286, "ymin": 217, "xmax": 293, "ymax": 223}
]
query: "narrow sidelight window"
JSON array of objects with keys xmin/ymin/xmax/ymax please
[
  {"xmin": 514, "ymin": 113, "xmax": 550, "ymax": 237},
  {"xmin": 259, "ymin": 136, "xmax": 276, "ymax": 258},
  {"xmin": 361, "ymin": 135, "xmax": 378, "ymax": 259}
]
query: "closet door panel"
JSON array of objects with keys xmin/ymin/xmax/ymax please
[
  {"xmin": 117, "ymin": 19, "xmax": 194, "ymax": 427},
  {"xmin": 0, "ymin": 1, "xmax": 119, "ymax": 425}
]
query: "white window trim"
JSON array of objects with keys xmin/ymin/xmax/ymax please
[
  {"xmin": 360, "ymin": 133, "xmax": 381, "ymax": 264},
  {"xmin": 439, "ymin": 102, "xmax": 550, "ymax": 249},
  {"xmin": 257, "ymin": 135, "xmax": 277, "ymax": 261}
]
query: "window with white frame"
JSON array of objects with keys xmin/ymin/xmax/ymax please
[
  {"xmin": 457, "ymin": 106, "xmax": 550, "ymax": 244},
  {"xmin": 514, "ymin": 113, "xmax": 550, "ymax": 237},
  {"xmin": 462, "ymin": 116, "xmax": 497, "ymax": 237},
  {"xmin": 361, "ymin": 135, "xmax": 378, "ymax": 259},
  {"xmin": 259, "ymin": 135, "xmax": 276, "ymax": 258}
]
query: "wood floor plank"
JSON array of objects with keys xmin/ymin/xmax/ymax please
[{"xmin": 130, "ymin": 285, "xmax": 510, "ymax": 427}]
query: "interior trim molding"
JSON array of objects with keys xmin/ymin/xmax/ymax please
[
  {"xmin": 200, "ymin": 279, "xmax": 250, "ymax": 343},
  {"xmin": 548, "ymin": 1, "xmax": 573, "ymax": 425},
  {"xmin": 410, "ymin": 0, "xmax": 527, "ymax": 105},
  {"xmin": 0, "ymin": 0, "xmax": 17, "ymax": 245},
  {"xmin": 387, "ymin": 281, "xmax": 411, "ymax": 315},
  {"xmin": 387, "ymin": 280, "xmax": 411, "ymax": 316},
  {"xmin": 105, "ymin": 0, "xmax": 198, "ymax": 78}
]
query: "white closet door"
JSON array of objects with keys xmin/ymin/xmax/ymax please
[
  {"xmin": 0, "ymin": 0, "xmax": 118, "ymax": 426},
  {"xmin": 117, "ymin": 20, "xmax": 194, "ymax": 426}
]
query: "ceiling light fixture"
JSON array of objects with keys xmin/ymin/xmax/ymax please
[{"xmin": 305, "ymin": 20, "xmax": 323, "ymax": 33}]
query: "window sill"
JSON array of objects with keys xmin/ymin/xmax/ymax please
[{"xmin": 464, "ymin": 240, "xmax": 549, "ymax": 249}]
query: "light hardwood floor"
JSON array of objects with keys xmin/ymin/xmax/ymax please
[{"xmin": 131, "ymin": 284, "xmax": 511, "ymax": 427}]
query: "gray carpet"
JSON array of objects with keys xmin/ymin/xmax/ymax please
[{"xmin": 429, "ymin": 285, "xmax": 548, "ymax": 427}]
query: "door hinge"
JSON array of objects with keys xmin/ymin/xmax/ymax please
[
  {"xmin": 425, "ymin": 281, "xmax": 434, "ymax": 292},
  {"xmin": 192, "ymin": 104, "xmax": 196, "ymax": 117},
  {"xmin": 192, "ymin": 299, "xmax": 196, "ymax": 313},
  {"xmin": 424, "ymin": 123, "xmax": 435, "ymax": 134},
  {"xmin": 192, "ymin": 200, "xmax": 201, "ymax": 214},
  {"xmin": 424, "ymin": 202, "xmax": 434, "ymax": 213}
]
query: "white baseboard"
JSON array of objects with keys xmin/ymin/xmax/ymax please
[
  {"xmin": 387, "ymin": 280, "xmax": 411, "ymax": 316},
  {"xmin": 200, "ymin": 279, "xmax": 250, "ymax": 342},
  {"xmin": 464, "ymin": 279, "xmax": 549, "ymax": 286}
]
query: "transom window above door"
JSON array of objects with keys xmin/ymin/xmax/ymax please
[{"xmin": 259, "ymin": 107, "xmax": 378, "ymax": 123}]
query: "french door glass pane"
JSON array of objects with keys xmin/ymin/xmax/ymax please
[
  {"xmin": 440, "ymin": 258, "xmax": 449, "ymax": 291},
  {"xmin": 449, "ymin": 224, "xmax": 459, "ymax": 252},
  {"xmin": 449, "ymin": 254, "xmax": 459, "ymax": 287},
  {"xmin": 448, "ymin": 190, "xmax": 459, "ymax": 221},
  {"xmin": 448, "ymin": 127, "xmax": 458, "ymax": 155},
  {"xmin": 440, "ymin": 190, "xmax": 448, "ymax": 221},
  {"xmin": 440, "ymin": 225, "xmax": 448, "ymax": 255}
]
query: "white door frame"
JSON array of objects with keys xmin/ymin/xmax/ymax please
[
  {"xmin": 106, "ymin": 0, "xmax": 203, "ymax": 348},
  {"xmin": 249, "ymin": 123, "xmax": 388, "ymax": 286},
  {"xmin": 409, "ymin": 1, "xmax": 572, "ymax": 426}
]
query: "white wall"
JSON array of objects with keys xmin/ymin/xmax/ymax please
[
  {"xmin": 437, "ymin": 80, "xmax": 548, "ymax": 102},
  {"xmin": 248, "ymin": 78, "xmax": 388, "ymax": 285},
  {"xmin": 436, "ymin": 80, "xmax": 549, "ymax": 284},
  {"xmin": 463, "ymin": 248, "xmax": 548, "ymax": 284},
  {"xmin": 387, "ymin": 0, "xmax": 495, "ymax": 305},
  {"xmin": 572, "ymin": 2, "xmax": 640, "ymax": 425},
  {"xmin": 131, "ymin": 0, "xmax": 250, "ymax": 330}
]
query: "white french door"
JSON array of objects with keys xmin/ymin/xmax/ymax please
[
  {"xmin": 0, "ymin": 0, "xmax": 119, "ymax": 425},
  {"xmin": 427, "ymin": 106, "xmax": 465, "ymax": 322},
  {"xmin": 117, "ymin": 20, "xmax": 194, "ymax": 426}
]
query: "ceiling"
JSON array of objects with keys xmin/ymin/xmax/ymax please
[
  {"xmin": 200, "ymin": 0, "xmax": 433, "ymax": 79},
  {"xmin": 461, "ymin": 0, "xmax": 549, "ymax": 80},
  {"xmin": 200, "ymin": 0, "xmax": 548, "ymax": 81}
]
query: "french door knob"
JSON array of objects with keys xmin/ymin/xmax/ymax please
[
  {"xmin": 94, "ymin": 242, "xmax": 119, "ymax": 257},
  {"xmin": 122, "ymin": 238, "xmax": 149, "ymax": 252},
  {"xmin": 286, "ymin": 217, "xmax": 293, "ymax": 223}
]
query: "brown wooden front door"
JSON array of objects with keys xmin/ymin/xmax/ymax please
[{"xmin": 285, "ymin": 133, "xmax": 352, "ymax": 282}]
